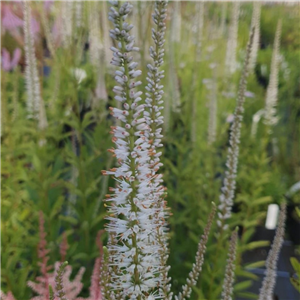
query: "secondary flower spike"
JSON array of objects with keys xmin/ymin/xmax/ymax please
[
  {"xmin": 218, "ymin": 26, "xmax": 255, "ymax": 230},
  {"xmin": 144, "ymin": 1, "xmax": 171, "ymax": 298}
]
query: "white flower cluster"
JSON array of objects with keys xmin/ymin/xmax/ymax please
[
  {"xmin": 264, "ymin": 21, "xmax": 282, "ymax": 129},
  {"xmin": 207, "ymin": 64, "xmax": 218, "ymax": 145},
  {"xmin": 221, "ymin": 229, "xmax": 238, "ymax": 300},
  {"xmin": 24, "ymin": 2, "xmax": 47, "ymax": 130},
  {"xmin": 101, "ymin": 1, "xmax": 113, "ymax": 69},
  {"xmin": 61, "ymin": 2, "xmax": 74, "ymax": 49},
  {"xmin": 225, "ymin": 2, "xmax": 240, "ymax": 74},
  {"xmin": 258, "ymin": 203, "xmax": 286, "ymax": 300},
  {"xmin": 88, "ymin": 2, "xmax": 108, "ymax": 105},
  {"xmin": 249, "ymin": 2, "xmax": 261, "ymax": 74},
  {"xmin": 171, "ymin": 1, "xmax": 181, "ymax": 43},
  {"xmin": 88, "ymin": 2, "xmax": 103, "ymax": 67},
  {"xmin": 103, "ymin": 1, "xmax": 166, "ymax": 298},
  {"xmin": 145, "ymin": 0, "xmax": 168, "ymax": 235},
  {"xmin": 193, "ymin": 2, "xmax": 204, "ymax": 62},
  {"xmin": 24, "ymin": 2, "xmax": 40, "ymax": 119}
]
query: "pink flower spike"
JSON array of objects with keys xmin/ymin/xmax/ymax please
[
  {"xmin": 2, "ymin": 48, "xmax": 21, "ymax": 71},
  {"xmin": 11, "ymin": 48, "xmax": 22, "ymax": 69},
  {"xmin": 44, "ymin": 1, "xmax": 54, "ymax": 11},
  {"xmin": 52, "ymin": 16, "xmax": 62, "ymax": 46},
  {"xmin": 226, "ymin": 114, "xmax": 235, "ymax": 123},
  {"xmin": 0, "ymin": 291, "xmax": 17, "ymax": 300},
  {"xmin": 89, "ymin": 258, "xmax": 102, "ymax": 300},
  {"xmin": 1, "ymin": 5, "xmax": 23, "ymax": 31},
  {"xmin": 30, "ymin": 17, "xmax": 40, "ymax": 37},
  {"xmin": 1, "ymin": 48, "xmax": 11, "ymax": 71},
  {"xmin": 245, "ymin": 91, "xmax": 255, "ymax": 98}
]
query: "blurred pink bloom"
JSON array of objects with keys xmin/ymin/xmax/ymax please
[
  {"xmin": 1, "ymin": 48, "xmax": 21, "ymax": 71},
  {"xmin": 226, "ymin": 114, "xmax": 235, "ymax": 123},
  {"xmin": 44, "ymin": 1, "xmax": 54, "ymax": 11},
  {"xmin": 245, "ymin": 91, "xmax": 255, "ymax": 98},
  {"xmin": 52, "ymin": 15, "xmax": 63, "ymax": 46},
  {"xmin": 1, "ymin": 4, "xmax": 23, "ymax": 32},
  {"xmin": 0, "ymin": 291, "xmax": 16, "ymax": 300},
  {"xmin": 222, "ymin": 91, "xmax": 236, "ymax": 99},
  {"xmin": 27, "ymin": 262, "xmax": 85, "ymax": 300},
  {"xmin": 31, "ymin": 17, "xmax": 40, "ymax": 37}
]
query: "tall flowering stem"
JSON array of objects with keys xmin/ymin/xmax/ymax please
[
  {"xmin": 258, "ymin": 203, "xmax": 286, "ymax": 300},
  {"xmin": 264, "ymin": 20, "xmax": 282, "ymax": 130},
  {"xmin": 40, "ymin": 6, "xmax": 56, "ymax": 58},
  {"xmin": 219, "ymin": 3, "xmax": 227, "ymax": 37},
  {"xmin": 221, "ymin": 228, "xmax": 238, "ymax": 300},
  {"xmin": 61, "ymin": 2, "xmax": 74, "ymax": 49},
  {"xmin": 102, "ymin": 1, "xmax": 113, "ymax": 69},
  {"xmin": 207, "ymin": 65, "xmax": 218, "ymax": 145},
  {"xmin": 225, "ymin": 2, "xmax": 240, "ymax": 74},
  {"xmin": 88, "ymin": 1, "xmax": 108, "ymax": 106},
  {"xmin": 217, "ymin": 27, "xmax": 255, "ymax": 231},
  {"xmin": 144, "ymin": 1, "xmax": 170, "ymax": 297},
  {"xmin": 103, "ymin": 1, "xmax": 163, "ymax": 298},
  {"xmin": 191, "ymin": 2, "xmax": 205, "ymax": 145},
  {"xmin": 75, "ymin": 1, "xmax": 82, "ymax": 28},
  {"xmin": 23, "ymin": 1, "xmax": 48, "ymax": 130},
  {"xmin": 171, "ymin": 1, "xmax": 181, "ymax": 43},
  {"xmin": 249, "ymin": 2, "xmax": 261, "ymax": 74},
  {"xmin": 169, "ymin": 38, "xmax": 181, "ymax": 114},
  {"xmin": 195, "ymin": 2, "xmax": 204, "ymax": 62},
  {"xmin": 27, "ymin": 211, "xmax": 51, "ymax": 299},
  {"xmin": 175, "ymin": 204, "xmax": 216, "ymax": 300},
  {"xmin": 23, "ymin": 1, "xmax": 39, "ymax": 119}
]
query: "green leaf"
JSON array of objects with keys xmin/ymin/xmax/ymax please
[
  {"xmin": 59, "ymin": 215, "xmax": 78, "ymax": 225},
  {"xmin": 82, "ymin": 111, "xmax": 95, "ymax": 130},
  {"xmin": 81, "ymin": 221, "xmax": 89, "ymax": 230},
  {"xmin": 240, "ymin": 240, "xmax": 269, "ymax": 251},
  {"xmin": 90, "ymin": 213, "xmax": 106, "ymax": 230},
  {"xmin": 49, "ymin": 196, "xmax": 64, "ymax": 219},
  {"xmin": 164, "ymin": 159, "xmax": 179, "ymax": 176},
  {"xmin": 85, "ymin": 177, "xmax": 102, "ymax": 198},
  {"xmin": 250, "ymin": 196, "xmax": 272, "ymax": 206},
  {"xmin": 72, "ymin": 252, "xmax": 89, "ymax": 261},
  {"xmin": 245, "ymin": 260, "xmax": 266, "ymax": 269},
  {"xmin": 32, "ymin": 155, "xmax": 41, "ymax": 172},
  {"xmin": 242, "ymin": 219, "xmax": 261, "ymax": 228},
  {"xmin": 290, "ymin": 257, "xmax": 300, "ymax": 273},
  {"xmin": 234, "ymin": 280, "xmax": 252, "ymax": 292},
  {"xmin": 241, "ymin": 228, "xmax": 256, "ymax": 244},
  {"xmin": 236, "ymin": 291, "xmax": 258, "ymax": 299},
  {"xmin": 236, "ymin": 269, "xmax": 258, "ymax": 280}
]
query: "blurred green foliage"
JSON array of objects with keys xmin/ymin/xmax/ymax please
[{"xmin": 1, "ymin": 1, "xmax": 299, "ymax": 299}]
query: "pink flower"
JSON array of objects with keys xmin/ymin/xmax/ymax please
[
  {"xmin": 1, "ymin": 48, "xmax": 21, "ymax": 71},
  {"xmin": 51, "ymin": 15, "xmax": 63, "ymax": 46},
  {"xmin": 245, "ymin": 91, "xmax": 255, "ymax": 98},
  {"xmin": 1, "ymin": 4, "xmax": 23, "ymax": 32},
  {"xmin": 0, "ymin": 291, "xmax": 17, "ymax": 300},
  {"xmin": 226, "ymin": 114, "xmax": 235, "ymax": 123},
  {"xmin": 30, "ymin": 17, "xmax": 40, "ymax": 37},
  {"xmin": 44, "ymin": 1, "xmax": 54, "ymax": 11}
]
